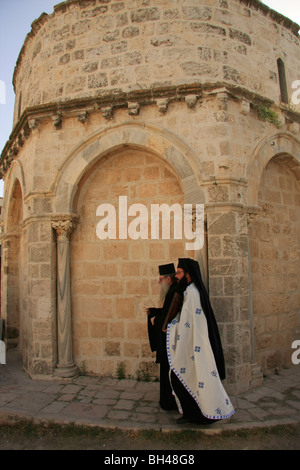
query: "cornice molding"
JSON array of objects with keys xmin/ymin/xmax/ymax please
[{"xmin": 1, "ymin": 81, "xmax": 299, "ymax": 180}]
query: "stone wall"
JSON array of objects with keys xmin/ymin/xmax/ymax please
[
  {"xmin": 12, "ymin": 0, "xmax": 300, "ymax": 124},
  {"xmin": 0, "ymin": 0, "xmax": 299, "ymax": 393}
]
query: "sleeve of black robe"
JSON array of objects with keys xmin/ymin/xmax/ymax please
[
  {"xmin": 147, "ymin": 282, "xmax": 180, "ymax": 357},
  {"xmin": 147, "ymin": 307, "xmax": 161, "ymax": 352}
]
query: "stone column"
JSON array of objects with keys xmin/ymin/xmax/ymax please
[
  {"xmin": 246, "ymin": 210, "xmax": 264, "ymax": 388},
  {"xmin": 52, "ymin": 215, "xmax": 78, "ymax": 378}
]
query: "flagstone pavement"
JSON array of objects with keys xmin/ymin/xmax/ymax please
[{"xmin": 0, "ymin": 352, "xmax": 299, "ymax": 435}]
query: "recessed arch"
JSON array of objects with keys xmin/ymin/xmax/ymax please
[
  {"xmin": 70, "ymin": 145, "xmax": 189, "ymax": 376},
  {"xmin": 3, "ymin": 160, "xmax": 26, "ymax": 232},
  {"xmin": 246, "ymin": 132, "xmax": 300, "ymax": 207},
  {"xmin": 248, "ymin": 153, "xmax": 300, "ymax": 372},
  {"xmin": 3, "ymin": 177, "xmax": 24, "ymax": 351}
]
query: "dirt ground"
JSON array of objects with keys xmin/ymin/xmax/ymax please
[{"xmin": 0, "ymin": 420, "xmax": 299, "ymax": 451}]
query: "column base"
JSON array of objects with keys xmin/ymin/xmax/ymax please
[{"xmin": 54, "ymin": 362, "xmax": 79, "ymax": 379}]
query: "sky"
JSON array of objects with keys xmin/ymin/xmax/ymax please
[{"xmin": 0, "ymin": 0, "xmax": 299, "ymax": 199}]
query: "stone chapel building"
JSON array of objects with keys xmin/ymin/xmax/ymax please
[{"xmin": 0, "ymin": 0, "xmax": 299, "ymax": 394}]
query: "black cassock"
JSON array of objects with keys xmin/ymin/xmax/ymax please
[{"xmin": 147, "ymin": 281, "xmax": 179, "ymax": 410}]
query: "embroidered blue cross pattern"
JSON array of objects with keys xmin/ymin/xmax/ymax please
[
  {"xmin": 215, "ymin": 407, "xmax": 222, "ymax": 415},
  {"xmin": 198, "ymin": 382, "xmax": 204, "ymax": 388},
  {"xmin": 195, "ymin": 308, "xmax": 202, "ymax": 315},
  {"xmin": 194, "ymin": 346, "xmax": 201, "ymax": 352},
  {"xmin": 177, "ymin": 334, "xmax": 180, "ymax": 340},
  {"xmin": 180, "ymin": 368, "xmax": 186, "ymax": 374},
  {"xmin": 211, "ymin": 369, "xmax": 218, "ymax": 378},
  {"xmin": 184, "ymin": 322, "xmax": 190, "ymax": 328}
]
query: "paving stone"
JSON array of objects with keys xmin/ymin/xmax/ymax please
[
  {"xmin": 1, "ymin": 353, "xmax": 300, "ymax": 434},
  {"xmin": 114, "ymin": 399, "xmax": 135, "ymax": 410}
]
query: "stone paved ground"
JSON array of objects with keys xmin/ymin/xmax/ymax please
[{"xmin": 0, "ymin": 352, "xmax": 300, "ymax": 435}]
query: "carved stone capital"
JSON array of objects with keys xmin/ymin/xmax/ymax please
[{"xmin": 52, "ymin": 215, "xmax": 78, "ymax": 241}]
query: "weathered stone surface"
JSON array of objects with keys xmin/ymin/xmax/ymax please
[
  {"xmin": 10, "ymin": 0, "xmax": 299, "ymax": 115},
  {"xmin": 1, "ymin": 0, "xmax": 299, "ymax": 394},
  {"xmin": 87, "ymin": 72, "xmax": 108, "ymax": 88},
  {"xmin": 130, "ymin": 8, "xmax": 160, "ymax": 23}
]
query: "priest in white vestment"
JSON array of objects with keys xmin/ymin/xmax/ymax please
[{"xmin": 167, "ymin": 258, "xmax": 235, "ymax": 425}]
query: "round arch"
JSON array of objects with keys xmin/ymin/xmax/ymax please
[
  {"xmin": 246, "ymin": 132, "xmax": 300, "ymax": 207},
  {"xmin": 53, "ymin": 121, "xmax": 205, "ymax": 214},
  {"xmin": 3, "ymin": 160, "xmax": 26, "ymax": 232}
]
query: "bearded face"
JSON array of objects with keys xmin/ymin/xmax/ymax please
[
  {"xmin": 160, "ymin": 277, "xmax": 170, "ymax": 304},
  {"xmin": 178, "ymin": 273, "xmax": 188, "ymax": 291}
]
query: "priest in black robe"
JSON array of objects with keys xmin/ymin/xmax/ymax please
[{"xmin": 146, "ymin": 263, "xmax": 179, "ymax": 410}]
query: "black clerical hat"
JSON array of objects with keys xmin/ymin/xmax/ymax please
[
  {"xmin": 159, "ymin": 263, "xmax": 175, "ymax": 276},
  {"xmin": 177, "ymin": 258, "xmax": 187, "ymax": 269}
]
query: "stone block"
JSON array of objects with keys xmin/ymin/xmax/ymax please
[
  {"xmin": 105, "ymin": 341, "xmax": 120, "ymax": 356},
  {"xmin": 88, "ymin": 72, "xmax": 108, "ymax": 88},
  {"xmin": 130, "ymin": 8, "xmax": 160, "ymax": 23},
  {"xmin": 182, "ymin": 6, "xmax": 211, "ymax": 20}
]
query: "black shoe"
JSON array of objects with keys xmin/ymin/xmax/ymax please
[
  {"xmin": 176, "ymin": 416, "xmax": 190, "ymax": 424},
  {"xmin": 161, "ymin": 403, "xmax": 177, "ymax": 411},
  {"xmin": 199, "ymin": 417, "xmax": 217, "ymax": 425},
  {"xmin": 176, "ymin": 415, "xmax": 216, "ymax": 425},
  {"xmin": 160, "ymin": 400, "xmax": 177, "ymax": 411}
]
